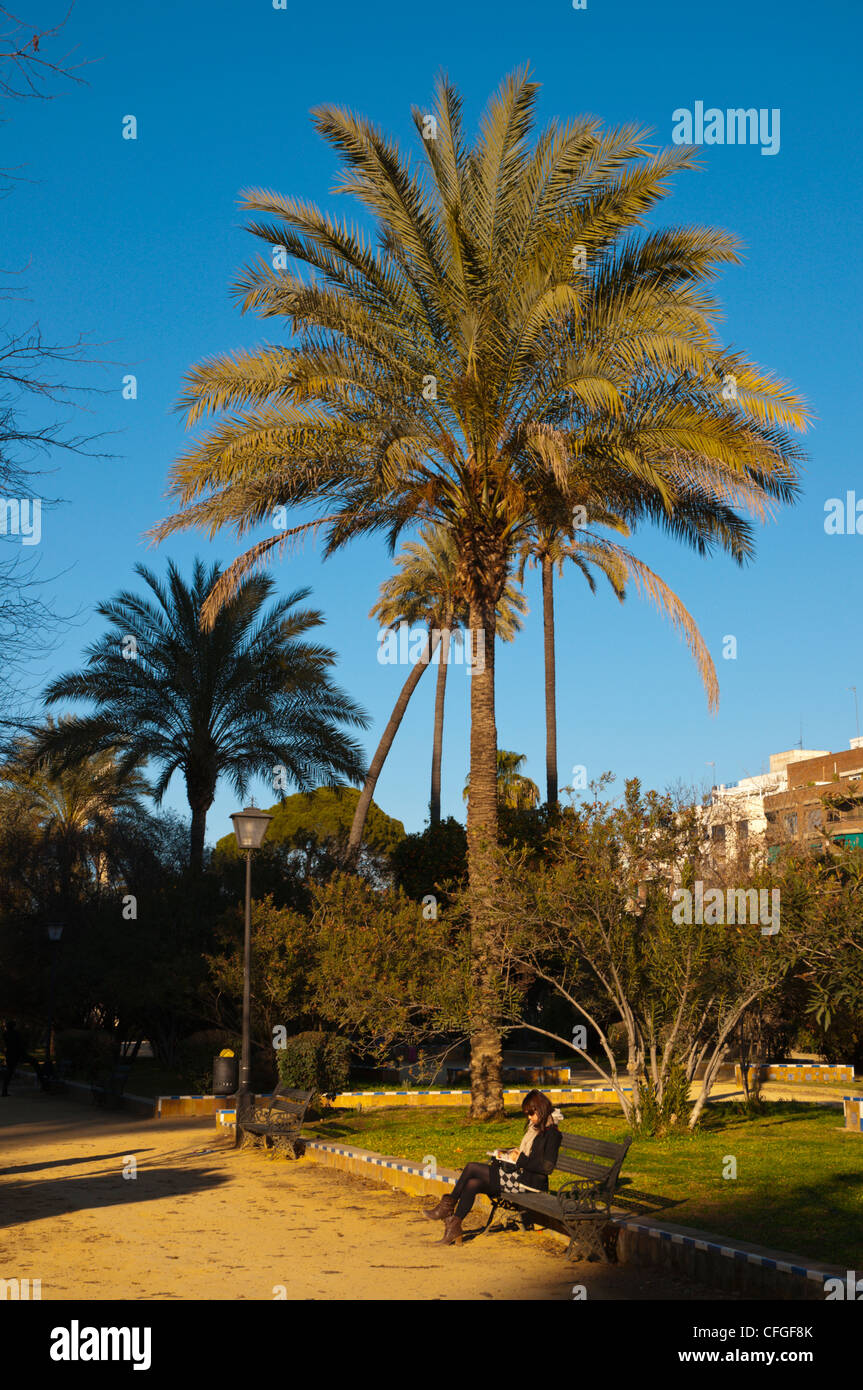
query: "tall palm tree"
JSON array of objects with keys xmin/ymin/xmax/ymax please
[
  {"xmin": 349, "ymin": 523, "xmax": 525, "ymax": 855},
  {"xmin": 463, "ymin": 749, "xmax": 540, "ymax": 811},
  {"xmin": 519, "ymin": 513, "xmax": 720, "ymax": 807},
  {"xmin": 1, "ymin": 717, "xmax": 148, "ymax": 902},
  {"xmin": 150, "ymin": 72, "xmax": 808, "ymax": 1115},
  {"xmin": 33, "ymin": 560, "xmax": 368, "ymax": 873},
  {"xmin": 2, "ymin": 719, "xmax": 147, "ymax": 834}
]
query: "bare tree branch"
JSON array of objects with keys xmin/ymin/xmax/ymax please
[{"xmin": 0, "ymin": 4, "xmax": 88, "ymax": 101}]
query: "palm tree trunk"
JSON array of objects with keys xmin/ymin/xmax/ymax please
[
  {"xmin": 466, "ymin": 593, "xmax": 504, "ymax": 1120},
  {"xmin": 346, "ymin": 629, "xmax": 439, "ymax": 863},
  {"xmin": 542, "ymin": 556, "xmax": 558, "ymax": 807},
  {"xmin": 429, "ymin": 623, "xmax": 451, "ymax": 826},
  {"xmin": 189, "ymin": 802, "xmax": 209, "ymax": 875}
]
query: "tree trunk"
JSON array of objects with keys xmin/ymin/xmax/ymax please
[
  {"xmin": 466, "ymin": 593, "xmax": 504, "ymax": 1120},
  {"xmin": 346, "ymin": 629, "xmax": 439, "ymax": 863},
  {"xmin": 429, "ymin": 624, "xmax": 451, "ymax": 826},
  {"xmin": 688, "ymin": 1044, "xmax": 730, "ymax": 1130},
  {"xmin": 542, "ymin": 556, "xmax": 558, "ymax": 807},
  {"xmin": 189, "ymin": 800, "xmax": 210, "ymax": 875}
]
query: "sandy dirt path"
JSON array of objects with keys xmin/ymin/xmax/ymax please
[{"xmin": 0, "ymin": 1092, "xmax": 735, "ymax": 1301}]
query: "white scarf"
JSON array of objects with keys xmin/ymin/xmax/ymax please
[{"xmin": 517, "ymin": 1108, "xmax": 563, "ymax": 1157}]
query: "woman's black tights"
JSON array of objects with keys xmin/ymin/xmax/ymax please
[{"xmin": 450, "ymin": 1160, "xmax": 494, "ymax": 1220}]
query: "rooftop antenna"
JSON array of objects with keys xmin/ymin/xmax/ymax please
[{"xmin": 850, "ymin": 686, "xmax": 860, "ymax": 739}]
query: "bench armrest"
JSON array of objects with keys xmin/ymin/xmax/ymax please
[{"xmin": 556, "ymin": 1178, "xmax": 609, "ymax": 1215}]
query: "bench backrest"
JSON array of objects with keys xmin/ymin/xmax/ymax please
[
  {"xmin": 555, "ymin": 1131, "xmax": 631, "ymax": 1194},
  {"xmin": 266, "ymin": 1087, "xmax": 313, "ymax": 1120}
]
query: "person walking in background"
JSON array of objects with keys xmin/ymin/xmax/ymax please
[
  {"xmin": 423, "ymin": 1089, "xmax": 563, "ymax": 1246},
  {"xmin": 1, "ymin": 1020, "xmax": 47, "ymax": 1096}
]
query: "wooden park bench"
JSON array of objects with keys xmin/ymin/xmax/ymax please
[
  {"xmin": 236, "ymin": 1085, "xmax": 313, "ymax": 1158},
  {"xmin": 42, "ymin": 1059, "xmax": 73, "ymax": 1093},
  {"xmin": 90, "ymin": 1064, "xmax": 132, "ymax": 1110},
  {"xmin": 477, "ymin": 1130, "xmax": 632, "ymax": 1261}
]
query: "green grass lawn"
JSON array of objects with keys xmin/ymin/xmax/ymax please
[{"xmin": 304, "ymin": 1101, "xmax": 863, "ymax": 1269}]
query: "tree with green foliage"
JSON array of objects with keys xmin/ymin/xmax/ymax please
[
  {"xmin": 204, "ymin": 894, "xmax": 318, "ymax": 1071},
  {"xmin": 151, "ymin": 71, "xmax": 808, "ymax": 1116},
  {"xmin": 309, "ymin": 874, "xmax": 471, "ymax": 1069},
  {"xmin": 463, "ymin": 749, "xmax": 540, "ymax": 811},
  {"xmin": 391, "ymin": 815, "xmax": 467, "ymax": 903},
  {"xmin": 0, "ymin": 718, "xmax": 148, "ymax": 929},
  {"xmin": 33, "ymin": 560, "xmax": 368, "ymax": 873},
  {"xmin": 771, "ymin": 844, "xmax": 863, "ymax": 1054},
  {"xmin": 214, "ymin": 785, "xmax": 404, "ymax": 885},
  {"xmin": 474, "ymin": 779, "xmax": 797, "ymax": 1132}
]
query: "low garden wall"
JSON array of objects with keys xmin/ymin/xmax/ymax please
[
  {"xmin": 737, "ymin": 1063, "xmax": 855, "ymax": 1085},
  {"xmin": 155, "ymin": 1084, "xmax": 630, "ymax": 1118},
  {"xmin": 155, "ymin": 1062, "xmax": 857, "ymax": 1119},
  {"xmin": 843, "ymin": 1096, "xmax": 863, "ymax": 1131}
]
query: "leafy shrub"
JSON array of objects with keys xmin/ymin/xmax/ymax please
[
  {"xmin": 632, "ymin": 1059, "xmax": 692, "ymax": 1137},
  {"xmin": 390, "ymin": 817, "xmax": 466, "ymax": 902},
  {"xmin": 55, "ymin": 1029, "xmax": 113, "ymax": 1075},
  {"xmin": 276, "ymin": 1031, "xmax": 351, "ymax": 1099}
]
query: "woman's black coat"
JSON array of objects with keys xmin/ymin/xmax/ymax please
[{"xmin": 511, "ymin": 1125, "xmax": 563, "ymax": 1192}]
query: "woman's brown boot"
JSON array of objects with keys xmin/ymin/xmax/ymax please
[
  {"xmin": 438, "ymin": 1214, "xmax": 463, "ymax": 1246},
  {"xmin": 423, "ymin": 1193, "xmax": 456, "ymax": 1221}
]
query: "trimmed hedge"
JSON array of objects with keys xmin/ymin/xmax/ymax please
[{"xmin": 276, "ymin": 1031, "xmax": 351, "ymax": 1097}]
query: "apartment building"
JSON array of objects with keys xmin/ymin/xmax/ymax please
[
  {"xmin": 763, "ymin": 738, "xmax": 863, "ymax": 854},
  {"xmin": 704, "ymin": 748, "xmax": 829, "ymax": 863},
  {"xmin": 703, "ymin": 739, "xmax": 863, "ymax": 862}
]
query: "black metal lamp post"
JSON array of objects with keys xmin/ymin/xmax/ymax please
[
  {"xmin": 46, "ymin": 922, "xmax": 64, "ymax": 1075},
  {"xmin": 229, "ymin": 807, "xmax": 272, "ymax": 1112}
]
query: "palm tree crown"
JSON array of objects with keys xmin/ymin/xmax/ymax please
[
  {"xmin": 2, "ymin": 718, "xmax": 146, "ymax": 836},
  {"xmin": 464, "ymin": 750, "xmax": 540, "ymax": 811},
  {"xmin": 34, "ymin": 559, "xmax": 368, "ymax": 871}
]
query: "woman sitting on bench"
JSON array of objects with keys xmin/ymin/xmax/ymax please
[{"xmin": 424, "ymin": 1088, "xmax": 563, "ymax": 1246}]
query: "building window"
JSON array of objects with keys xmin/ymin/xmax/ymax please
[
  {"xmin": 737, "ymin": 820, "xmax": 749, "ymax": 840},
  {"xmin": 784, "ymin": 812, "xmax": 798, "ymax": 837},
  {"xmin": 808, "ymin": 808, "xmax": 823, "ymax": 830},
  {"xmin": 711, "ymin": 824, "xmax": 726, "ymax": 843}
]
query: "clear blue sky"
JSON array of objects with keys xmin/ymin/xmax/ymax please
[{"xmin": 6, "ymin": 0, "xmax": 862, "ymax": 844}]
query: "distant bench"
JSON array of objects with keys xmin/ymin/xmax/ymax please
[
  {"xmin": 236, "ymin": 1086, "xmax": 313, "ymax": 1157},
  {"xmin": 478, "ymin": 1130, "xmax": 632, "ymax": 1260},
  {"xmin": 90, "ymin": 1065, "xmax": 133, "ymax": 1110}
]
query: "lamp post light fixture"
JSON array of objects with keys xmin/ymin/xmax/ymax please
[{"xmin": 230, "ymin": 807, "xmax": 272, "ymax": 1115}]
